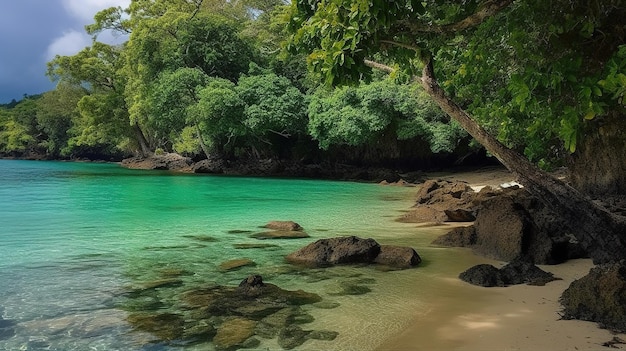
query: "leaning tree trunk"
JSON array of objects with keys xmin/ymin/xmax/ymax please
[
  {"xmin": 195, "ymin": 123, "xmax": 212, "ymax": 160},
  {"xmin": 420, "ymin": 59, "xmax": 626, "ymax": 264},
  {"xmin": 133, "ymin": 123, "xmax": 151, "ymax": 157}
]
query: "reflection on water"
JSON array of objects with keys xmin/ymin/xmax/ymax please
[{"xmin": 0, "ymin": 160, "xmax": 490, "ymax": 351}]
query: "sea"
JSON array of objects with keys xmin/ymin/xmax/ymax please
[{"xmin": 0, "ymin": 160, "xmax": 489, "ymax": 351}]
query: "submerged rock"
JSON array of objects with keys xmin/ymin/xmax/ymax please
[
  {"xmin": 218, "ymin": 259, "xmax": 256, "ymax": 272},
  {"xmin": 263, "ymin": 221, "xmax": 304, "ymax": 231},
  {"xmin": 126, "ymin": 312, "xmax": 185, "ymax": 341},
  {"xmin": 251, "ymin": 230, "xmax": 310, "ymax": 240},
  {"xmin": 213, "ymin": 317, "xmax": 256, "ymax": 351},
  {"xmin": 561, "ymin": 262, "xmax": 626, "ymax": 332}
]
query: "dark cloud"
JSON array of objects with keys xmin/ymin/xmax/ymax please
[{"xmin": 0, "ymin": 0, "xmax": 129, "ymax": 103}]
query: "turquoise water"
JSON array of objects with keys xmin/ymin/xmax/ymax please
[{"xmin": 0, "ymin": 160, "xmax": 487, "ymax": 351}]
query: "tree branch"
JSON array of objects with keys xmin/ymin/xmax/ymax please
[
  {"xmin": 363, "ymin": 59, "xmax": 394, "ymax": 74},
  {"xmin": 400, "ymin": 0, "xmax": 514, "ymax": 34}
]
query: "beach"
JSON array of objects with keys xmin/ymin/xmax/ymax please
[{"xmin": 378, "ymin": 167, "xmax": 626, "ymax": 351}]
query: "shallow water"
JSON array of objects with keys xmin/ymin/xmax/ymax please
[{"xmin": 0, "ymin": 160, "xmax": 488, "ymax": 351}]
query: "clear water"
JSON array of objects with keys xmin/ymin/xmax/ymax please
[{"xmin": 0, "ymin": 160, "xmax": 488, "ymax": 351}]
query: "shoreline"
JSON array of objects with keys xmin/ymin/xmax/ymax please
[
  {"xmin": 377, "ymin": 169, "xmax": 626, "ymax": 351},
  {"xmin": 377, "ymin": 259, "xmax": 626, "ymax": 351}
]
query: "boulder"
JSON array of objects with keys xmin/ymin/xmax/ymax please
[
  {"xmin": 433, "ymin": 188, "xmax": 586, "ymax": 264},
  {"xmin": 561, "ymin": 262, "xmax": 626, "ymax": 332},
  {"xmin": 121, "ymin": 153, "xmax": 192, "ymax": 171},
  {"xmin": 263, "ymin": 221, "xmax": 304, "ymax": 231},
  {"xmin": 286, "ymin": 236, "xmax": 381, "ymax": 267},
  {"xmin": 373, "ymin": 245, "xmax": 422, "ymax": 268},
  {"xmin": 192, "ymin": 158, "xmax": 225, "ymax": 174},
  {"xmin": 459, "ymin": 259, "xmax": 557, "ymax": 287}
]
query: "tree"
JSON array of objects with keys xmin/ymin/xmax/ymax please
[{"xmin": 284, "ymin": 0, "xmax": 626, "ymax": 263}]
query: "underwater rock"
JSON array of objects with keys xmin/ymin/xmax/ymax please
[
  {"xmin": 182, "ymin": 235, "xmax": 219, "ymax": 242},
  {"xmin": 219, "ymin": 259, "xmax": 256, "ymax": 272},
  {"xmin": 126, "ymin": 312, "xmax": 185, "ymax": 341},
  {"xmin": 278, "ymin": 325, "xmax": 311, "ymax": 350},
  {"xmin": 233, "ymin": 243, "xmax": 281, "ymax": 250},
  {"xmin": 263, "ymin": 221, "xmax": 303, "ymax": 231},
  {"xmin": 0, "ymin": 317, "xmax": 16, "ymax": 341},
  {"xmin": 250, "ymin": 230, "xmax": 310, "ymax": 240},
  {"xmin": 213, "ymin": 317, "xmax": 256, "ymax": 350},
  {"xmin": 309, "ymin": 330, "xmax": 339, "ymax": 341}
]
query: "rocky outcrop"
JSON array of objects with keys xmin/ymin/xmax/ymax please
[
  {"xmin": 561, "ymin": 262, "xmax": 626, "ymax": 332},
  {"xmin": 397, "ymin": 180, "xmax": 498, "ymax": 223},
  {"xmin": 431, "ymin": 188, "xmax": 586, "ymax": 264},
  {"xmin": 121, "ymin": 153, "xmax": 192, "ymax": 171},
  {"xmin": 459, "ymin": 259, "xmax": 557, "ymax": 287},
  {"xmin": 286, "ymin": 236, "xmax": 421, "ymax": 269}
]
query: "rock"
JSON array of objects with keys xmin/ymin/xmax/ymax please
[
  {"xmin": 499, "ymin": 259, "xmax": 557, "ymax": 286},
  {"xmin": 397, "ymin": 180, "xmax": 479, "ymax": 223},
  {"xmin": 374, "ymin": 245, "xmax": 421, "ymax": 268},
  {"xmin": 237, "ymin": 275, "xmax": 265, "ymax": 297},
  {"xmin": 192, "ymin": 158, "xmax": 225, "ymax": 174},
  {"xmin": 250, "ymin": 230, "xmax": 310, "ymax": 240},
  {"xmin": 126, "ymin": 312, "xmax": 185, "ymax": 341},
  {"xmin": 286, "ymin": 236, "xmax": 381, "ymax": 267},
  {"xmin": 309, "ymin": 330, "xmax": 339, "ymax": 341},
  {"xmin": 263, "ymin": 221, "xmax": 303, "ymax": 231},
  {"xmin": 121, "ymin": 153, "xmax": 192, "ymax": 171},
  {"xmin": 219, "ymin": 259, "xmax": 256, "ymax": 272},
  {"xmin": 278, "ymin": 325, "xmax": 311, "ymax": 350},
  {"xmin": 213, "ymin": 317, "xmax": 256, "ymax": 350},
  {"xmin": 431, "ymin": 225, "xmax": 476, "ymax": 247},
  {"xmin": 444, "ymin": 208, "xmax": 476, "ymax": 222},
  {"xmin": 459, "ymin": 264, "xmax": 506, "ymax": 287},
  {"xmin": 459, "ymin": 259, "xmax": 557, "ymax": 287},
  {"xmin": 561, "ymin": 262, "xmax": 626, "ymax": 332},
  {"xmin": 233, "ymin": 243, "xmax": 280, "ymax": 250}
]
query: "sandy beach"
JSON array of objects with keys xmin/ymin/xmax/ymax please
[{"xmin": 378, "ymin": 168, "xmax": 626, "ymax": 351}]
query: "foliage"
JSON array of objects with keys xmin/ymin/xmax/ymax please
[
  {"xmin": 308, "ymin": 79, "xmax": 466, "ymax": 152},
  {"xmin": 283, "ymin": 0, "xmax": 626, "ymax": 165}
]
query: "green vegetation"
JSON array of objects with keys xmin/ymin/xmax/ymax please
[{"xmin": 1, "ymin": 0, "xmax": 472, "ymax": 165}]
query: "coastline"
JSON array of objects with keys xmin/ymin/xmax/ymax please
[
  {"xmin": 378, "ymin": 259, "xmax": 626, "ymax": 351},
  {"xmin": 377, "ymin": 169, "xmax": 626, "ymax": 351}
]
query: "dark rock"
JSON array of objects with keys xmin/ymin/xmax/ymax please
[
  {"xmin": 309, "ymin": 330, "xmax": 339, "ymax": 341},
  {"xmin": 263, "ymin": 221, "xmax": 303, "ymax": 231},
  {"xmin": 444, "ymin": 208, "xmax": 476, "ymax": 222},
  {"xmin": 251, "ymin": 230, "xmax": 310, "ymax": 240},
  {"xmin": 374, "ymin": 245, "xmax": 421, "ymax": 268},
  {"xmin": 286, "ymin": 236, "xmax": 381, "ymax": 267},
  {"xmin": 459, "ymin": 264, "xmax": 506, "ymax": 287},
  {"xmin": 500, "ymin": 259, "xmax": 557, "ymax": 286},
  {"xmin": 329, "ymin": 283, "xmax": 372, "ymax": 296},
  {"xmin": 192, "ymin": 158, "xmax": 225, "ymax": 174},
  {"xmin": 0, "ymin": 317, "xmax": 15, "ymax": 341},
  {"xmin": 459, "ymin": 259, "xmax": 557, "ymax": 287},
  {"xmin": 561, "ymin": 262, "xmax": 626, "ymax": 332},
  {"xmin": 237, "ymin": 275, "xmax": 265, "ymax": 297},
  {"xmin": 233, "ymin": 243, "xmax": 280, "ymax": 250},
  {"xmin": 431, "ymin": 225, "xmax": 476, "ymax": 247}
]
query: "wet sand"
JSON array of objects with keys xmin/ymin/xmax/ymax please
[{"xmin": 378, "ymin": 167, "xmax": 626, "ymax": 351}]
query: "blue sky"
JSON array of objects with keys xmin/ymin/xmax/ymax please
[{"xmin": 0, "ymin": 0, "xmax": 130, "ymax": 103}]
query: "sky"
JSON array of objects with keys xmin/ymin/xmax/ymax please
[{"xmin": 0, "ymin": 0, "xmax": 131, "ymax": 104}]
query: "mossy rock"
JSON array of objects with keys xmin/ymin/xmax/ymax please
[
  {"xmin": 127, "ymin": 312, "xmax": 185, "ymax": 341},
  {"xmin": 213, "ymin": 317, "xmax": 257, "ymax": 351},
  {"xmin": 250, "ymin": 230, "xmax": 310, "ymax": 240},
  {"xmin": 219, "ymin": 259, "xmax": 256, "ymax": 272}
]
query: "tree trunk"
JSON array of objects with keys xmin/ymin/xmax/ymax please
[
  {"xmin": 195, "ymin": 123, "xmax": 211, "ymax": 160},
  {"xmin": 420, "ymin": 59, "xmax": 626, "ymax": 264},
  {"xmin": 133, "ymin": 123, "xmax": 151, "ymax": 157}
]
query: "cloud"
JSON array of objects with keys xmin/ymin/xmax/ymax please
[
  {"xmin": 62, "ymin": 0, "xmax": 131, "ymax": 24},
  {"xmin": 45, "ymin": 30, "xmax": 92, "ymax": 61}
]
